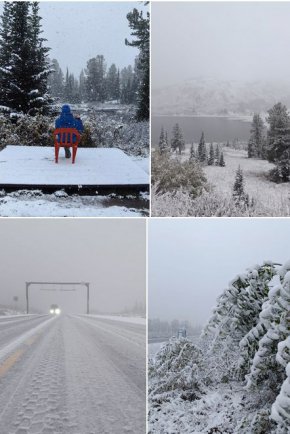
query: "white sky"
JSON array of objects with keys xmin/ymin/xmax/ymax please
[
  {"xmin": 149, "ymin": 218, "xmax": 290, "ymax": 326},
  {"xmin": 0, "ymin": 219, "xmax": 146, "ymax": 314},
  {"xmin": 152, "ymin": 2, "xmax": 290, "ymax": 88}
]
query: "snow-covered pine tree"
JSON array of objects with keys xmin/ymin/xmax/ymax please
[
  {"xmin": 246, "ymin": 262, "xmax": 290, "ymax": 399},
  {"xmin": 125, "ymin": 8, "xmax": 149, "ymax": 121},
  {"xmin": 158, "ymin": 126, "xmax": 169, "ymax": 154},
  {"xmin": 203, "ymin": 262, "xmax": 276, "ymax": 349},
  {"xmin": 106, "ymin": 63, "xmax": 120, "ymax": 101},
  {"xmin": 171, "ymin": 123, "xmax": 185, "ymax": 154},
  {"xmin": 189, "ymin": 143, "xmax": 196, "ymax": 161},
  {"xmin": 248, "ymin": 114, "xmax": 266, "ymax": 159},
  {"xmin": 0, "ymin": 2, "xmax": 52, "ymax": 115},
  {"xmin": 272, "ymin": 360, "xmax": 290, "ymax": 431},
  {"xmin": 86, "ymin": 55, "xmax": 106, "ymax": 102},
  {"xmin": 149, "ymin": 337, "xmax": 204, "ymax": 404},
  {"xmin": 266, "ymin": 102, "xmax": 290, "ymax": 182},
  {"xmin": 64, "ymin": 68, "xmax": 80, "ymax": 103},
  {"xmin": 208, "ymin": 143, "xmax": 214, "ymax": 165},
  {"xmin": 197, "ymin": 132, "xmax": 207, "ymax": 163},
  {"xmin": 48, "ymin": 58, "xmax": 64, "ymax": 100},
  {"xmin": 0, "ymin": 2, "xmax": 13, "ymax": 112},
  {"xmin": 79, "ymin": 69, "xmax": 86, "ymax": 102},
  {"xmin": 233, "ymin": 165, "xmax": 248, "ymax": 206},
  {"xmin": 219, "ymin": 151, "xmax": 225, "ymax": 167},
  {"xmin": 214, "ymin": 144, "xmax": 220, "ymax": 165}
]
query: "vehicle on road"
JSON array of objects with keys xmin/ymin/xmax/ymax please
[{"xmin": 49, "ymin": 304, "xmax": 61, "ymax": 315}]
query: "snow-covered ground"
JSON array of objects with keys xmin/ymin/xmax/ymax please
[
  {"xmin": 152, "ymin": 146, "xmax": 290, "ymax": 217},
  {"xmin": 84, "ymin": 314, "xmax": 146, "ymax": 325},
  {"xmin": 0, "ymin": 146, "xmax": 148, "ymax": 186},
  {"xmin": 0, "ymin": 314, "xmax": 146, "ymax": 433},
  {"xmin": 0, "ymin": 190, "xmax": 148, "ymax": 217}
]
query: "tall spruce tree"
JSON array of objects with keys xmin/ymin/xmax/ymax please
[
  {"xmin": 208, "ymin": 143, "xmax": 214, "ymax": 165},
  {"xmin": 266, "ymin": 103, "xmax": 290, "ymax": 182},
  {"xmin": 48, "ymin": 58, "xmax": 64, "ymax": 100},
  {"xmin": 106, "ymin": 63, "xmax": 120, "ymax": 101},
  {"xmin": 197, "ymin": 132, "xmax": 207, "ymax": 163},
  {"xmin": 248, "ymin": 114, "xmax": 266, "ymax": 159},
  {"xmin": 219, "ymin": 151, "xmax": 225, "ymax": 167},
  {"xmin": 158, "ymin": 126, "xmax": 169, "ymax": 154},
  {"xmin": 0, "ymin": 2, "xmax": 51, "ymax": 114},
  {"xmin": 86, "ymin": 55, "xmax": 106, "ymax": 102},
  {"xmin": 171, "ymin": 123, "xmax": 185, "ymax": 154},
  {"xmin": 189, "ymin": 143, "xmax": 196, "ymax": 161},
  {"xmin": 125, "ymin": 8, "xmax": 149, "ymax": 120},
  {"xmin": 214, "ymin": 144, "xmax": 220, "ymax": 165},
  {"xmin": 233, "ymin": 166, "xmax": 248, "ymax": 206}
]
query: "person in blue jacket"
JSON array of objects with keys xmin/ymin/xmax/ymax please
[{"xmin": 55, "ymin": 104, "xmax": 84, "ymax": 158}]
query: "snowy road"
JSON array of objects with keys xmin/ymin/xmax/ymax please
[{"xmin": 0, "ymin": 315, "xmax": 146, "ymax": 434}]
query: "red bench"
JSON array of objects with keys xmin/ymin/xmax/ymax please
[{"xmin": 53, "ymin": 128, "xmax": 81, "ymax": 164}]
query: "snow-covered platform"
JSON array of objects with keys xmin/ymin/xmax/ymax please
[{"xmin": 0, "ymin": 146, "xmax": 149, "ymax": 194}]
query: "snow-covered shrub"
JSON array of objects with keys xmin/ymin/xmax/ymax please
[
  {"xmin": 152, "ymin": 151, "xmax": 207, "ymax": 196},
  {"xmin": 0, "ymin": 115, "xmax": 54, "ymax": 147},
  {"xmin": 149, "ymin": 338, "xmax": 204, "ymax": 405},
  {"xmin": 82, "ymin": 108, "xmax": 148, "ymax": 156},
  {"xmin": 235, "ymin": 409, "xmax": 272, "ymax": 434}
]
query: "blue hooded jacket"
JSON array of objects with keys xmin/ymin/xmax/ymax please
[{"xmin": 55, "ymin": 105, "xmax": 84, "ymax": 143}]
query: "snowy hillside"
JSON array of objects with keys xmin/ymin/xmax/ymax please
[{"xmin": 152, "ymin": 77, "xmax": 290, "ymax": 117}]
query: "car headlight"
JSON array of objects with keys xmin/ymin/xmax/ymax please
[{"xmin": 55, "ymin": 308, "xmax": 61, "ymax": 315}]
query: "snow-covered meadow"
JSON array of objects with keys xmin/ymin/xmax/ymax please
[{"xmin": 152, "ymin": 145, "xmax": 290, "ymax": 217}]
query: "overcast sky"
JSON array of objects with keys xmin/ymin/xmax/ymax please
[
  {"xmin": 30, "ymin": 2, "xmax": 144, "ymax": 76},
  {"xmin": 149, "ymin": 218, "xmax": 290, "ymax": 326},
  {"xmin": 152, "ymin": 2, "xmax": 290, "ymax": 88},
  {"xmin": 0, "ymin": 219, "xmax": 146, "ymax": 314}
]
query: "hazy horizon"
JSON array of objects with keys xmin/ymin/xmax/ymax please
[
  {"xmin": 152, "ymin": 2, "xmax": 290, "ymax": 89},
  {"xmin": 0, "ymin": 219, "xmax": 146, "ymax": 314}
]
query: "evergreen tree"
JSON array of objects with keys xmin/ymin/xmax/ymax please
[
  {"xmin": 120, "ymin": 65, "xmax": 135, "ymax": 104},
  {"xmin": 79, "ymin": 69, "xmax": 86, "ymax": 102},
  {"xmin": 125, "ymin": 8, "xmax": 149, "ymax": 120},
  {"xmin": 246, "ymin": 264, "xmax": 290, "ymax": 401},
  {"xmin": 219, "ymin": 152, "xmax": 225, "ymax": 167},
  {"xmin": 197, "ymin": 132, "xmax": 207, "ymax": 163},
  {"xmin": 106, "ymin": 63, "xmax": 120, "ymax": 101},
  {"xmin": 266, "ymin": 103, "xmax": 290, "ymax": 182},
  {"xmin": 248, "ymin": 114, "xmax": 266, "ymax": 158},
  {"xmin": 233, "ymin": 166, "xmax": 248, "ymax": 205},
  {"xmin": 208, "ymin": 143, "xmax": 214, "ymax": 165},
  {"xmin": 171, "ymin": 123, "xmax": 185, "ymax": 154},
  {"xmin": 189, "ymin": 143, "xmax": 196, "ymax": 161},
  {"xmin": 158, "ymin": 126, "xmax": 169, "ymax": 154},
  {"xmin": 86, "ymin": 55, "xmax": 106, "ymax": 102},
  {"xmin": 0, "ymin": 2, "xmax": 13, "ymax": 110},
  {"xmin": 0, "ymin": 2, "xmax": 51, "ymax": 114},
  {"xmin": 214, "ymin": 144, "xmax": 220, "ymax": 165},
  {"xmin": 48, "ymin": 58, "xmax": 64, "ymax": 99}
]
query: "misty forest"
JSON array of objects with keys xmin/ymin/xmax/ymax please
[
  {"xmin": 0, "ymin": 1, "xmax": 149, "ymax": 216},
  {"xmin": 149, "ymin": 260, "xmax": 290, "ymax": 434}
]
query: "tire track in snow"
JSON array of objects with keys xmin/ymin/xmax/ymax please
[{"xmin": 0, "ymin": 315, "xmax": 146, "ymax": 434}]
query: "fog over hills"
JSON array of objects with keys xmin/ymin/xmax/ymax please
[{"xmin": 152, "ymin": 77, "xmax": 290, "ymax": 117}]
